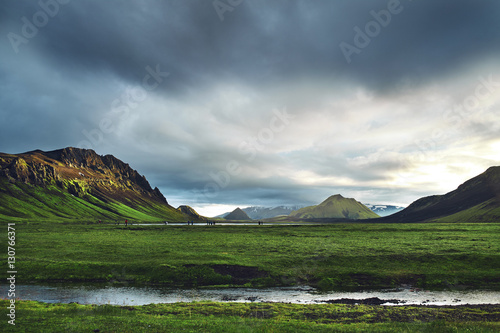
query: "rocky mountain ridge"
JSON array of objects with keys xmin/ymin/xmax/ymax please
[
  {"xmin": 0, "ymin": 147, "xmax": 166, "ymax": 202},
  {"xmin": 0, "ymin": 147, "xmax": 199, "ymax": 221}
]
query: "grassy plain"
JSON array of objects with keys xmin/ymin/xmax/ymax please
[
  {"xmin": 2, "ymin": 300, "xmax": 500, "ymax": 332},
  {"xmin": 7, "ymin": 222, "xmax": 500, "ymax": 290}
]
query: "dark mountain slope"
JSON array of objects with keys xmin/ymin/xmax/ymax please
[
  {"xmin": 379, "ymin": 166, "xmax": 500, "ymax": 223},
  {"xmin": 224, "ymin": 207, "xmax": 252, "ymax": 221}
]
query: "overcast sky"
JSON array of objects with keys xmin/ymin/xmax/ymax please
[{"xmin": 1, "ymin": 0, "xmax": 500, "ymax": 216}]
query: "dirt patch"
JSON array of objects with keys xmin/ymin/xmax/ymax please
[
  {"xmin": 210, "ymin": 264, "xmax": 269, "ymax": 280},
  {"xmin": 322, "ymin": 297, "xmax": 404, "ymax": 305},
  {"xmin": 179, "ymin": 264, "xmax": 270, "ymax": 285}
]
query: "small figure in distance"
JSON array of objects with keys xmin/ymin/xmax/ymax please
[{"xmin": 125, "ymin": 219, "xmax": 128, "ymax": 226}]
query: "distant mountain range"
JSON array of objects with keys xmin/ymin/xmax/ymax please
[
  {"xmin": 289, "ymin": 194, "xmax": 380, "ymax": 219},
  {"xmin": 0, "ymin": 148, "xmax": 203, "ymax": 222},
  {"xmin": 215, "ymin": 166, "xmax": 500, "ymax": 223},
  {"xmin": 218, "ymin": 203, "xmax": 402, "ymax": 219},
  {"xmin": 363, "ymin": 204, "xmax": 405, "ymax": 217},
  {"xmin": 241, "ymin": 205, "xmax": 305, "ymax": 219}
]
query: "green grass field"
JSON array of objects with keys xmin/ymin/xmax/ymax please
[
  {"xmin": 7, "ymin": 222, "xmax": 500, "ymax": 290},
  {"xmin": 2, "ymin": 300, "xmax": 499, "ymax": 332}
]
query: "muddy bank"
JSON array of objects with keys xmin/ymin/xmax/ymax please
[{"xmin": 321, "ymin": 297, "xmax": 403, "ymax": 305}]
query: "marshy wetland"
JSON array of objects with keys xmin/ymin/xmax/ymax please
[{"xmin": 3, "ymin": 221, "xmax": 500, "ymax": 331}]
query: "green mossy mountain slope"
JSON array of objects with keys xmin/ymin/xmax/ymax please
[
  {"xmin": 0, "ymin": 148, "xmax": 198, "ymax": 222},
  {"xmin": 289, "ymin": 194, "xmax": 380, "ymax": 219}
]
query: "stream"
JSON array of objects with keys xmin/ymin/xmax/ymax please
[{"xmin": 2, "ymin": 284, "xmax": 499, "ymax": 306}]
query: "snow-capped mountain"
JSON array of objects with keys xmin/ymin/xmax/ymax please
[
  {"xmin": 363, "ymin": 204, "xmax": 405, "ymax": 217},
  {"xmin": 215, "ymin": 205, "xmax": 305, "ymax": 219},
  {"xmin": 243, "ymin": 205, "xmax": 306, "ymax": 219},
  {"xmin": 215, "ymin": 204, "xmax": 405, "ymax": 219}
]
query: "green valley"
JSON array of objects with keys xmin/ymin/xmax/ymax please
[{"xmin": 10, "ymin": 222, "xmax": 500, "ymax": 291}]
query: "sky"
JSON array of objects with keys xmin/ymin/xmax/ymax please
[{"xmin": 1, "ymin": 0, "xmax": 500, "ymax": 217}]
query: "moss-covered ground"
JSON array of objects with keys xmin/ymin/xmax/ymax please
[
  {"xmin": 2, "ymin": 300, "xmax": 499, "ymax": 332},
  {"xmin": 5, "ymin": 222, "xmax": 500, "ymax": 290}
]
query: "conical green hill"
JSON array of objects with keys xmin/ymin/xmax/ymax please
[
  {"xmin": 289, "ymin": 194, "xmax": 379, "ymax": 219},
  {"xmin": 224, "ymin": 207, "xmax": 252, "ymax": 221}
]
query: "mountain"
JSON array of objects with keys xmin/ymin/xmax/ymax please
[
  {"xmin": 215, "ymin": 204, "xmax": 403, "ymax": 219},
  {"xmin": 177, "ymin": 205, "xmax": 206, "ymax": 221},
  {"xmin": 224, "ymin": 207, "xmax": 252, "ymax": 221},
  {"xmin": 289, "ymin": 194, "xmax": 380, "ymax": 219},
  {"xmin": 363, "ymin": 204, "xmax": 405, "ymax": 217},
  {"xmin": 380, "ymin": 166, "xmax": 500, "ymax": 223},
  {"xmin": 216, "ymin": 205, "xmax": 306, "ymax": 219},
  {"xmin": 0, "ymin": 147, "xmax": 199, "ymax": 222}
]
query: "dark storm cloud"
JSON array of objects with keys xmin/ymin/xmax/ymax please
[
  {"xmin": 6, "ymin": 0, "xmax": 499, "ymax": 94},
  {"xmin": 1, "ymin": 0, "xmax": 500, "ymax": 213},
  {"xmin": 2, "ymin": 0, "xmax": 498, "ymax": 100}
]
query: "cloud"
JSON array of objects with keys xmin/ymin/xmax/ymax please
[{"xmin": 1, "ymin": 0, "xmax": 500, "ymax": 214}]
